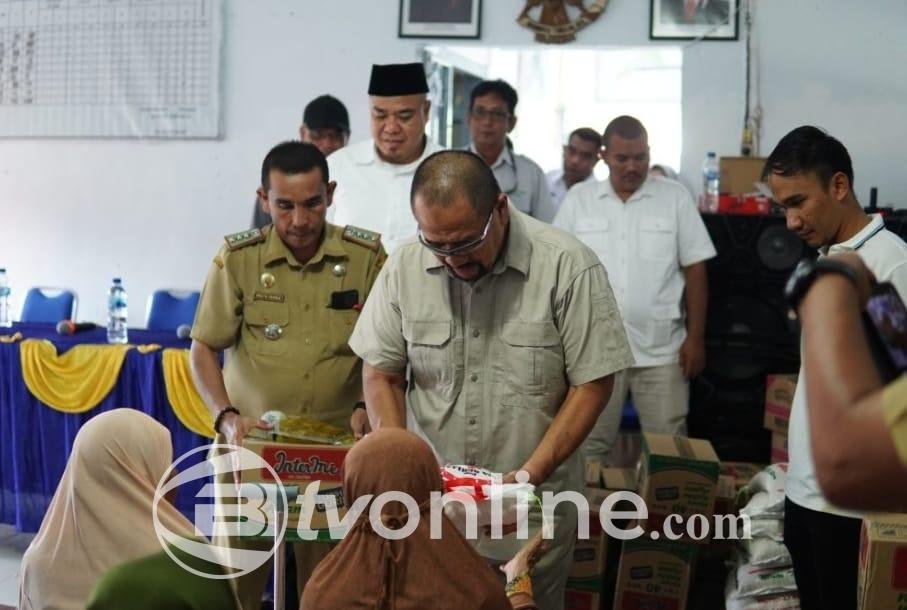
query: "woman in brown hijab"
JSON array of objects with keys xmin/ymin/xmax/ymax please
[{"xmin": 300, "ymin": 428, "xmax": 540, "ymax": 610}]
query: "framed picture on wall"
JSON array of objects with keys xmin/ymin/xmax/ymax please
[
  {"xmin": 398, "ymin": 0, "xmax": 482, "ymax": 39},
  {"xmin": 650, "ymin": 0, "xmax": 738, "ymax": 41}
]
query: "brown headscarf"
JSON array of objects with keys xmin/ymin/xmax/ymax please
[
  {"xmin": 300, "ymin": 428, "xmax": 512, "ymax": 610},
  {"xmin": 18, "ymin": 408, "xmax": 196, "ymax": 610}
]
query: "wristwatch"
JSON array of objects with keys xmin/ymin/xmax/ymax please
[{"xmin": 784, "ymin": 258, "xmax": 860, "ymax": 316}]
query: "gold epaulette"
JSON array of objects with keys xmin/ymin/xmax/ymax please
[
  {"xmin": 342, "ymin": 225, "xmax": 382, "ymax": 252},
  {"xmin": 224, "ymin": 228, "xmax": 264, "ymax": 251}
]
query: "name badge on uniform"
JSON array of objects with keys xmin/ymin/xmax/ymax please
[{"xmin": 254, "ymin": 291, "xmax": 285, "ymax": 303}]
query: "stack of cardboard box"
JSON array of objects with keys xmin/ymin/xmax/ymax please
[
  {"xmin": 569, "ymin": 433, "xmax": 722, "ymax": 609},
  {"xmin": 566, "ymin": 463, "xmax": 637, "ymax": 609},
  {"xmin": 716, "ymin": 156, "xmax": 772, "ymax": 215},
  {"xmin": 858, "ymin": 513, "xmax": 907, "ymax": 609},
  {"xmin": 764, "ymin": 374, "xmax": 797, "ymax": 463}
]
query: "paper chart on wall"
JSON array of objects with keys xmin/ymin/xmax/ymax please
[{"xmin": 0, "ymin": 0, "xmax": 222, "ymax": 138}]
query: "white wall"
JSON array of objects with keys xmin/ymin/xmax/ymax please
[{"xmin": 2, "ymin": 0, "xmax": 905, "ymax": 326}]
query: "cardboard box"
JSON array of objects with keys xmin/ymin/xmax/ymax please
[
  {"xmin": 586, "ymin": 458, "xmax": 604, "ymax": 487},
  {"xmin": 613, "ymin": 539, "xmax": 697, "ymax": 610},
  {"xmin": 858, "ymin": 513, "xmax": 907, "ymax": 610},
  {"xmin": 570, "ymin": 488, "xmax": 613, "ymax": 580},
  {"xmin": 771, "ymin": 432, "xmax": 788, "ymax": 464},
  {"xmin": 719, "ymin": 156, "xmax": 767, "ymax": 195},
  {"xmin": 713, "ymin": 474, "xmax": 738, "ymax": 517},
  {"xmin": 765, "ymin": 374, "xmax": 798, "ymax": 434},
  {"xmin": 637, "ymin": 434, "xmax": 720, "ymax": 541},
  {"xmin": 719, "ymin": 461, "xmax": 765, "ymax": 491},
  {"xmin": 584, "ymin": 462, "xmax": 638, "ymax": 491},
  {"xmin": 240, "ymin": 437, "xmax": 349, "ymax": 533},
  {"xmin": 601, "ymin": 467, "xmax": 638, "ymax": 492},
  {"xmin": 565, "ymin": 589, "xmax": 602, "ymax": 610}
]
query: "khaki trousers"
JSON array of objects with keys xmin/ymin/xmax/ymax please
[{"xmin": 583, "ymin": 364, "xmax": 689, "ymax": 465}]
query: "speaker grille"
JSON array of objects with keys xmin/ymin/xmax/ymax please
[{"xmin": 690, "ymin": 213, "xmax": 808, "ymax": 462}]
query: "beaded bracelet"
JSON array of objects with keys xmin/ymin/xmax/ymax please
[
  {"xmin": 213, "ymin": 406, "xmax": 240, "ymax": 435},
  {"xmin": 504, "ymin": 571, "xmax": 533, "ymax": 598}
]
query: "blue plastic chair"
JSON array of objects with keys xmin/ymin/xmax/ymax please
[
  {"xmin": 620, "ymin": 398, "xmax": 640, "ymax": 431},
  {"xmin": 21, "ymin": 287, "xmax": 77, "ymax": 323},
  {"xmin": 146, "ymin": 290, "xmax": 200, "ymax": 331}
]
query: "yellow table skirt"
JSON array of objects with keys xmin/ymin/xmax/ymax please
[{"xmin": 19, "ymin": 339, "xmax": 214, "ymax": 438}]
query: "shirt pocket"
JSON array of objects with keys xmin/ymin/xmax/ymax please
[
  {"xmin": 639, "ymin": 217, "xmax": 676, "ymax": 261},
  {"xmin": 573, "ymin": 218, "xmax": 610, "ymax": 264},
  {"xmin": 648, "ymin": 303, "xmax": 682, "ymax": 347},
  {"xmin": 328, "ymin": 309, "xmax": 358, "ymax": 356},
  {"xmin": 499, "ymin": 320, "xmax": 564, "ymax": 407},
  {"xmin": 243, "ymin": 301, "xmax": 290, "ymax": 355},
  {"xmin": 402, "ymin": 319, "xmax": 461, "ymax": 397}
]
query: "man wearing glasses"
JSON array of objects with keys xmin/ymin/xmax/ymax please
[
  {"xmin": 467, "ymin": 79, "xmax": 557, "ymax": 222},
  {"xmin": 252, "ymin": 94, "xmax": 351, "ymax": 229},
  {"xmin": 349, "ymin": 150, "xmax": 634, "ymax": 610}
]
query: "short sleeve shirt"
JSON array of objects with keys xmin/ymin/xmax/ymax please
[
  {"xmin": 546, "ymin": 169, "xmax": 596, "ymax": 216},
  {"xmin": 882, "ymin": 374, "xmax": 907, "ymax": 468},
  {"xmin": 349, "ymin": 206, "xmax": 634, "ymax": 494},
  {"xmin": 787, "ymin": 215, "xmax": 907, "ymax": 516},
  {"xmin": 553, "ymin": 176, "xmax": 716, "ymax": 366},
  {"xmin": 468, "ymin": 144, "xmax": 557, "ymax": 223},
  {"xmin": 327, "ymin": 138, "xmax": 445, "ymax": 254},
  {"xmin": 191, "ymin": 223, "xmax": 386, "ymax": 427}
]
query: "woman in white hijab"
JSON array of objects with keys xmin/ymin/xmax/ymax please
[{"xmin": 18, "ymin": 408, "xmax": 195, "ymax": 610}]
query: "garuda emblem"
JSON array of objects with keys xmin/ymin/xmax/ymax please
[{"xmin": 517, "ymin": 0, "xmax": 609, "ymax": 43}]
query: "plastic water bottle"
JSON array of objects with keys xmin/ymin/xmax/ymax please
[
  {"xmin": 107, "ymin": 278, "xmax": 128, "ymax": 344},
  {"xmin": 701, "ymin": 151, "xmax": 720, "ymax": 213},
  {"xmin": 0, "ymin": 268, "xmax": 11, "ymax": 328}
]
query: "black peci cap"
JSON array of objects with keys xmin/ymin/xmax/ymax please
[
  {"xmin": 367, "ymin": 63, "xmax": 429, "ymax": 96},
  {"xmin": 302, "ymin": 95, "xmax": 350, "ymax": 132}
]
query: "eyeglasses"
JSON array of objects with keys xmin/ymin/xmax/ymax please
[
  {"xmin": 417, "ymin": 210, "xmax": 494, "ymax": 258},
  {"xmin": 470, "ymin": 107, "xmax": 511, "ymax": 123}
]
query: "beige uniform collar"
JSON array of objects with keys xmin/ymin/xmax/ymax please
[
  {"xmin": 262, "ymin": 223, "xmax": 348, "ymax": 268},
  {"xmin": 422, "ymin": 203, "xmax": 532, "ymax": 277}
]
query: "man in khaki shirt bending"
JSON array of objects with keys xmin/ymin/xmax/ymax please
[
  {"xmin": 349, "ymin": 150, "xmax": 634, "ymax": 610},
  {"xmin": 190, "ymin": 141, "xmax": 386, "ymax": 609}
]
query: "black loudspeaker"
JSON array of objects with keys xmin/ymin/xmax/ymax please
[
  {"xmin": 702, "ymin": 213, "xmax": 809, "ymax": 341},
  {"xmin": 883, "ymin": 212, "xmax": 907, "ymax": 243},
  {"xmin": 689, "ymin": 214, "xmax": 811, "ymax": 462}
]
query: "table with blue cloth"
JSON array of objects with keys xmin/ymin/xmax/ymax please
[{"xmin": 0, "ymin": 322, "xmax": 213, "ymax": 532}]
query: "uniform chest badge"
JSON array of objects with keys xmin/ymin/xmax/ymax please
[
  {"xmin": 260, "ymin": 272, "xmax": 276, "ymax": 288},
  {"xmin": 263, "ymin": 323, "xmax": 283, "ymax": 340}
]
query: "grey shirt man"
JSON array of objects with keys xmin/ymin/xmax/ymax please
[
  {"xmin": 350, "ymin": 205, "xmax": 633, "ymax": 610},
  {"xmin": 468, "ymin": 143, "xmax": 557, "ymax": 222}
]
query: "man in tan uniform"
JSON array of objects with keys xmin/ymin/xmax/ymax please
[
  {"xmin": 190, "ymin": 141, "xmax": 385, "ymax": 609},
  {"xmin": 349, "ymin": 150, "xmax": 634, "ymax": 610}
]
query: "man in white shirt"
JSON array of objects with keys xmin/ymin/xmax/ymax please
[
  {"xmin": 764, "ymin": 125, "xmax": 907, "ymax": 610},
  {"xmin": 553, "ymin": 115, "xmax": 715, "ymax": 464},
  {"xmin": 328, "ymin": 63, "xmax": 443, "ymax": 253},
  {"xmin": 467, "ymin": 79, "xmax": 556, "ymax": 222},
  {"xmin": 546, "ymin": 127, "xmax": 601, "ymax": 213}
]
